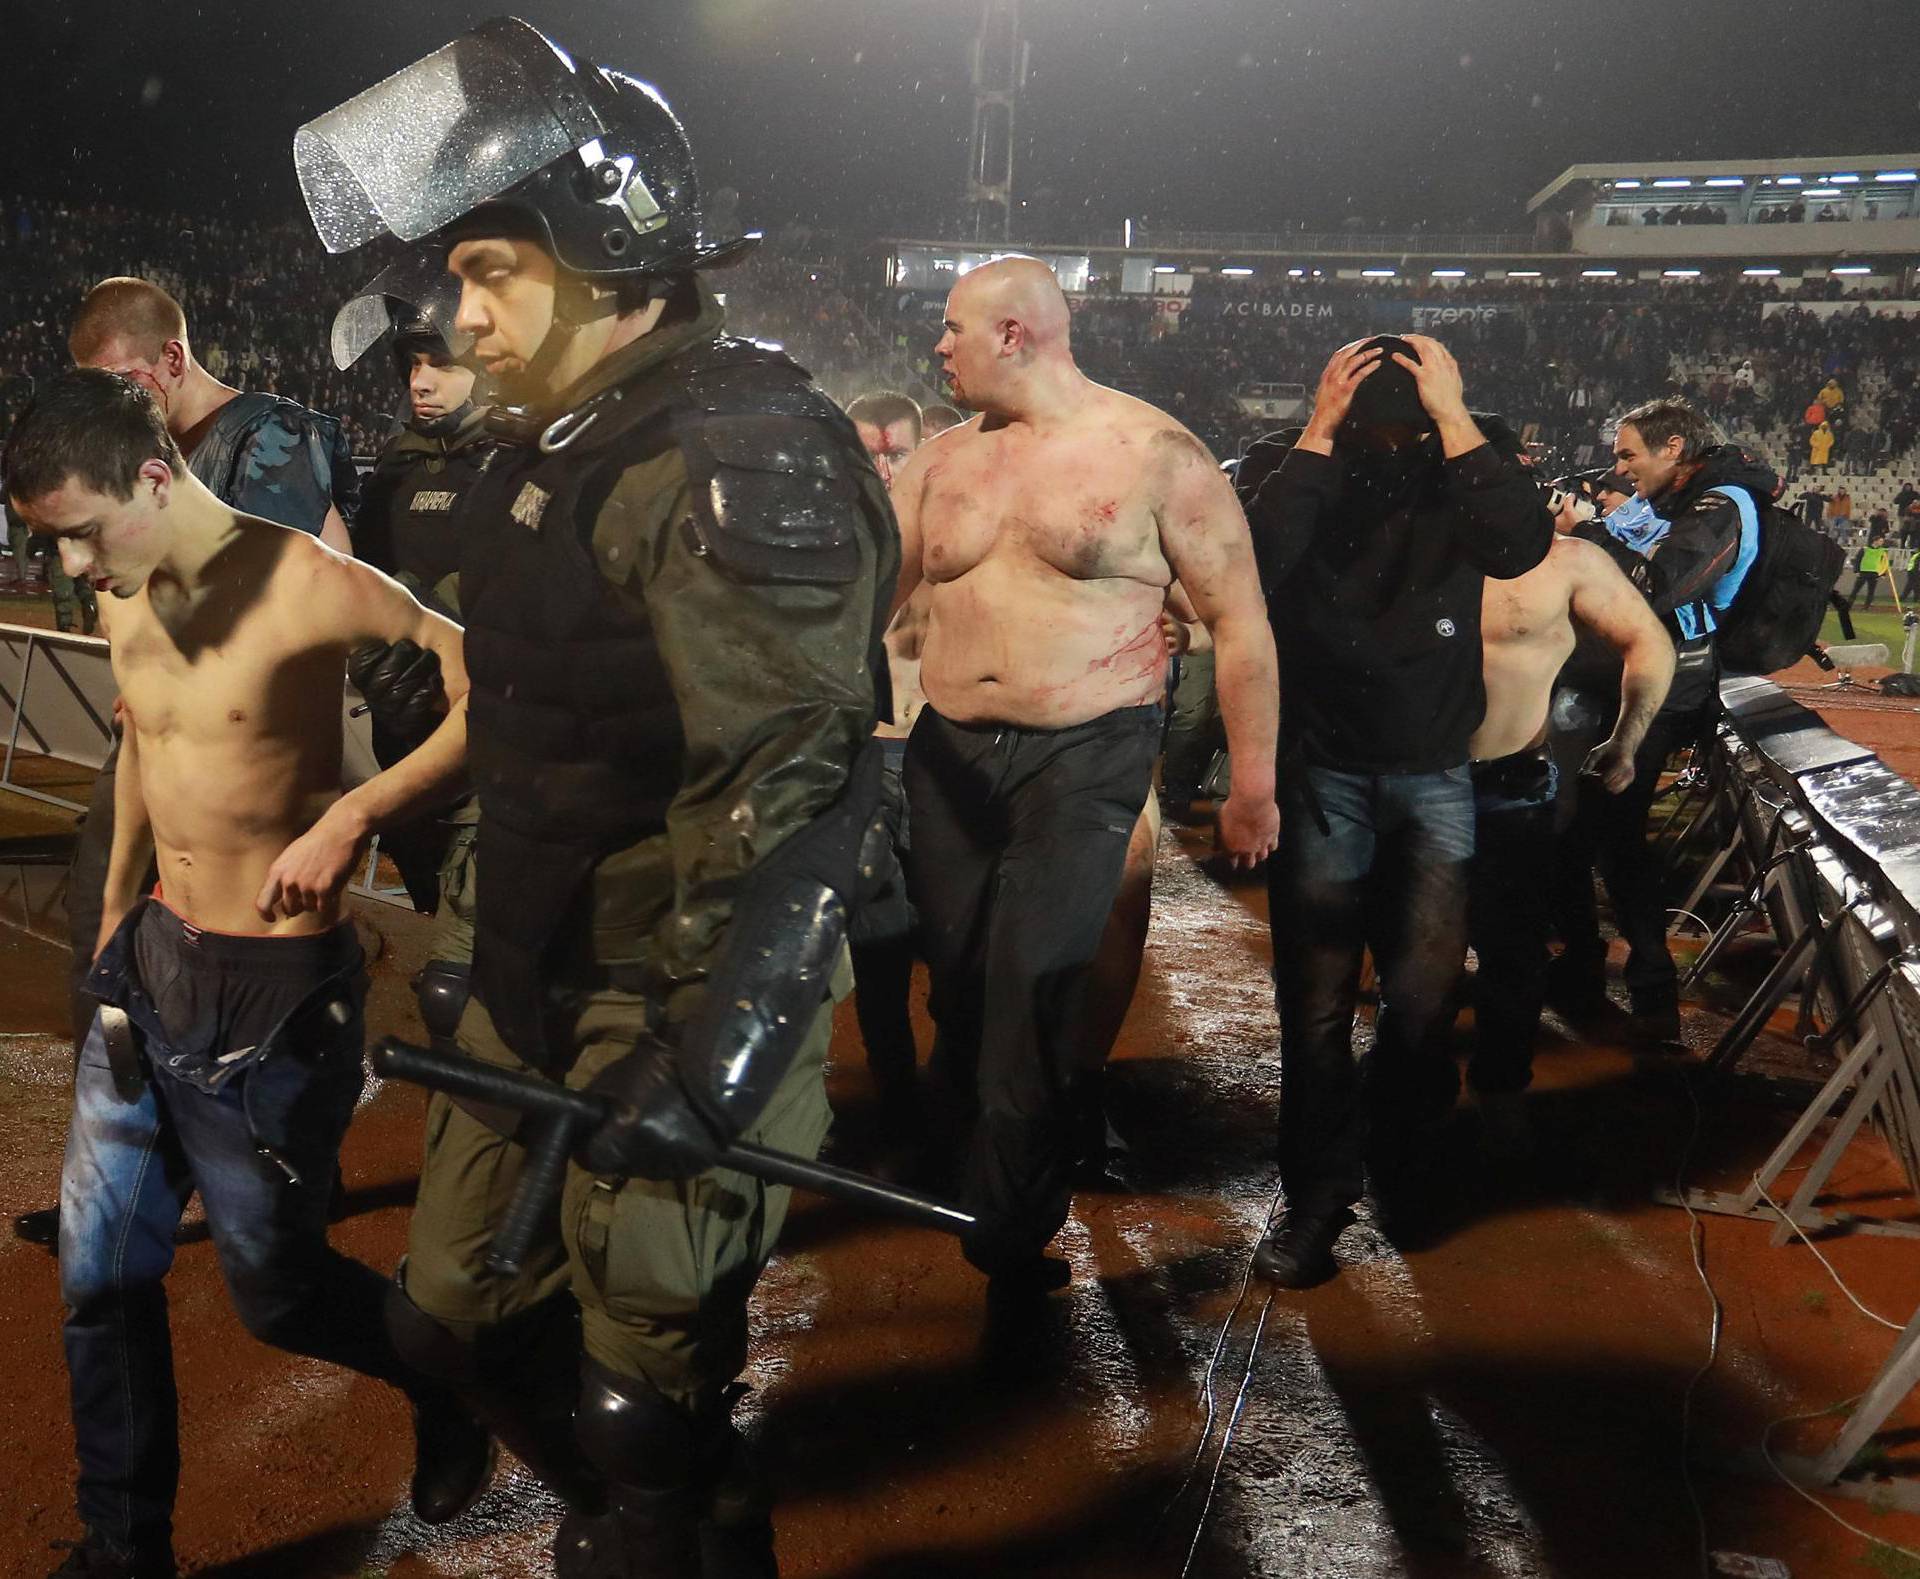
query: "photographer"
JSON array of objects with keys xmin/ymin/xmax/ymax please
[
  {"xmin": 1552, "ymin": 399, "xmax": 1768, "ymax": 1043},
  {"xmin": 1238, "ymin": 334, "xmax": 1552, "ymax": 1285}
]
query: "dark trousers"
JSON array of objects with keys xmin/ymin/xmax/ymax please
[
  {"xmin": 1849, "ymin": 572, "xmax": 1881, "ymax": 610},
  {"xmin": 904, "ymin": 704, "xmax": 1160, "ymax": 1263},
  {"xmin": 1269, "ymin": 764, "xmax": 1476, "ymax": 1218},
  {"xmin": 1161, "ymin": 650, "xmax": 1223, "ymax": 801},
  {"xmin": 1467, "ymin": 749, "xmax": 1559, "ymax": 1095},
  {"xmin": 1552, "ymin": 703, "xmax": 1699, "ymax": 1014},
  {"xmin": 848, "ymin": 739, "xmax": 918, "ymax": 1101},
  {"xmin": 61, "ymin": 900, "xmax": 415, "ymax": 1559}
]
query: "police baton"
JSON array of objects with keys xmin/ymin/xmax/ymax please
[{"xmin": 371, "ymin": 1038, "xmax": 975, "ymax": 1274}]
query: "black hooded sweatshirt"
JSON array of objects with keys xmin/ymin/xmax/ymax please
[{"xmin": 1239, "ymin": 420, "xmax": 1553, "ymax": 775}]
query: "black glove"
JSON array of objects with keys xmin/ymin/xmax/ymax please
[
  {"xmin": 577, "ymin": 1036, "xmax": 728, "ymax": 1181},
  {"xmin": 347, "ymin": 638, "xmax": 446, "ymax": 767}
]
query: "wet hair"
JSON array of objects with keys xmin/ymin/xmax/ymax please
[
  {"xmin": 846, "ymin": 391, "xmax": 922, "ymax": 445},
  {"xmin": 1616, "ymin": 396, "xmax": 1718, "ymax": 464},
  {"xmin": 69, "ymin": 276, "xmax": 190, "ymax": 366},
  {"xmin": 3, "ymin": 369, "xmax": 184, "ymax": 505},
  {"xmin": 920, "ymin": 403, "xmax": 964, "ymax": 436}
]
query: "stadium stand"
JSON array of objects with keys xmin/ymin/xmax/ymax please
[{"xmin": 3, "ymin": 185, "xmax": 1916, "ymax": 531}]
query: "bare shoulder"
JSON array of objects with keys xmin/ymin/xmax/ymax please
[
  {"xmin": 1555, "ymin": 533, "xmax": 1632, "ymax": 588},
  {"xmin": 1093, "ymin": 385, "xmax": 1216, "ymax": 463},
  {"xmin": 895, "ymin": 416, "xmax": 977, "ymax": 488},
  {"xmin": 257, "ymin": 520, "xmax": 394, "ymax": 625}
]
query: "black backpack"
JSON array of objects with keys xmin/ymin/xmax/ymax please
[{"xmin": 1710, "ymin": 484, "xmax": 1851, "ymax": 675}]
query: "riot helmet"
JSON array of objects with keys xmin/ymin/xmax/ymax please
[
  {"xmin": 330, "ymin": 250, "xmax": 480, "ymax": 438},
  {"xmin": 329, "ymin": 247, "xmax": 473, "ymax": 371},
  {"xmin": 295, "ymin": 17, "xmax": 757, "ymax": 280}
]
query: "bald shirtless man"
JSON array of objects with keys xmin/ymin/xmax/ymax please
[
  {"xmin": 890, "ymin": 257, "xmax": 1280, "ymax": 1284},
  {"xmin": 6, "ymin": 371, "xmax": 486, "ymax": 1577},
  {"xmin": 1467, "ymin": 529, "xmax": 1673, "ymax": 1152}
]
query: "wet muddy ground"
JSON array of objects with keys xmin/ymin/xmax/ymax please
[{"xmin": 2, "ymin": 742, "xmax": 1920, "ymax": 1578}]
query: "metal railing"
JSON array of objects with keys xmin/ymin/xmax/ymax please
[
  {"xmin": 1667, "ymin": 673, "xmax": 1920, "ymax": 1484},
  {"xmin": 1135, "ymin": 229, "xmax": 1541, "ymax": 258}
]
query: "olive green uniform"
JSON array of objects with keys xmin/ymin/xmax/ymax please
[
  {"xmin": 356, "ymin": 410, "xmax": 494, "ymax": 962},
  {"xmin": 402, "ymin": 283, "xmax": 894, "ymax": 1404}
]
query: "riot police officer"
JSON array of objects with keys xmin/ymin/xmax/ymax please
[
  {"xmin": 333, "ymin": 271, "xmax": 489, "ymax": 969},
  {"xmin": 296, "ymin": 19, "xmax": 897, "ymax": 1577}
]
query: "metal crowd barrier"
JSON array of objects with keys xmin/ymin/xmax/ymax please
[{"xmin": 1671, "ymin": 673, "xmax": 1920, "ymax": 1481}]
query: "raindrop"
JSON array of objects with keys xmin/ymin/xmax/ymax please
[{"xmin": 140, "ymin": 76, "xmax": 163, "ymax": 108}]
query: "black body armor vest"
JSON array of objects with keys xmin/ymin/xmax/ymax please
[{"xmin": 460, "ymin": 337, "xmax": 863, "ymax": 1069}]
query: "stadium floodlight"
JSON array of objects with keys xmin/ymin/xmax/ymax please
[
  {"xmin": 1360, "ymin": 267, "xmax": 1396, "ymax": 278},
  {"xmin": 1612, "ymin": 179, "xmax": 1643, "ymax": 189},
  {"xmin": 1877, "ymin": 171, "xmax": 1918, "ymax": 182},
  {"xmin": 1828, "ymin": 174, "xmax": 1861, "ymax": 183},
  {"xmin": 1430, "ymin": 268, "xmax": 1466, "ymax": 278},
  {"xmin": 1663, "ymin": 269, "xmax": 1702, "ymax": 278},
  {"xmin": 1775, "ymin": 175, "xmax": 1804, "ymax": 185},
  {"xmin": 1506, "ymin": 270, "xmax": 1542, "ymax": 278},
  {"xmin": 1743, "ymin": 266, "xmax": 1782, "ymax": 276},
  {"xmin": 1153, "ymin": 265, "xmax": 1178, "ymax": 274},
  {"xmin": 1705, "ymin": 177, "xmax": 1745, "ymax": 188},
  {"xmin": 1653, "ymin": 178, "xmax": 1693, "ymax": 188},
  {"xmin": 1220, "ymin": 266, "xmax": 1254, "ymax": 277},
  {"xmin": 1581, "ymin": 268, "xmax": 1618, "ymax": 277},
  {"xmin": 1805, "ymin": 188, "xmax": 1843, "ymax": 199},
  {"xmin": 1287, "ymin": 267, "xmax": 1306, "ymax": 277},
  {"xmin": 1830, "ymin": 265, "xmax": 1874, "ymax": 274}
]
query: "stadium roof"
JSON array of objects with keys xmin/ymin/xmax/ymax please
[{"xmin": 1528, "ymin": 156, "xmax": 1920, "ymax": 213}]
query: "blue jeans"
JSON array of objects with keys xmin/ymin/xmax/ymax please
[
  {"xmin": 1268, "ymin": 764, "xmax": 1476, "ymax": 1216},
  {"xmin": 59, "ymin": 900, "xmax": 411, "ymax": 1560}
]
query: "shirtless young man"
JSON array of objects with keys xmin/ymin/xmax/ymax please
[
  {"xmin": 1467, "ymin": 529, "xmax": 1673, "ymax": 1150},
  {"xmin": 889, "ymin": 257, "xmax": 1280, "ymax": 1284},
  {"xmin": 6, "ymin": 371, "xmax": 485, "ymax": 1578}
]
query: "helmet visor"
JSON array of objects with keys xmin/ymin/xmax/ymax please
[
  {"xmin": 329, "ymin": 249, "xmax": 473, "ymax": 370},
  {"xmin": 295, "ymin": 22, "xmax": 597, "ymax": 254}
]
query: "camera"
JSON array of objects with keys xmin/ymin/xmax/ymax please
[{"xmin": 1544, "ymin": 479, "xmax": 1597, "ymax": 525}]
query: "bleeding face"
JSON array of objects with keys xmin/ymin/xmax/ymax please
[
  {"xmin": 74, "ymin": 336, "xmax": 186, "ymax": 418},
  {"xmin": 855, "ymin": 418, "xmax": 917, "ymax": 489},
  {"xmin": 449, "ymin": 237, "xmax": 561, "ymax": 402},
  {"xmin": 407, "ymin": 350, "xmax": 477, "ymax": 426},
  {"xmin": 1613, "ymin": 423, "xmax": 1686, "ymax": 501},
  {"xmin": 12, "ymin": 460, "xmax": 176, "ymax": 598}
]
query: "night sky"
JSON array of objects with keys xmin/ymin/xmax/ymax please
[{"xmin": 7, "ymin": 0, "xmax": 1917, "ymax": 240}]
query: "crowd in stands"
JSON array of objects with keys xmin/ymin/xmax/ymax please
[
  {"xmin": 0, "ymin": 198, "xmax": 912, "ymax": 459},
  {"xmin": 4, "ymin": 195, "xmax": 1917, "ymax": 508}
]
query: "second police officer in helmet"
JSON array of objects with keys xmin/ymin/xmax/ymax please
[
  {"xmin": 297, "ymin": 18, "xmax": 897, "ymax": 1576},
  {"xmin": 334, "ymin": 272, "xmax": 490, "ymax": 971}
]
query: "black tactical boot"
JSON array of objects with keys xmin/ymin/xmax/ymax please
[
  {"xmin": 1251, "ymin": 1207, "xmax": 1355, "ymax": 1288},
  {"xmin": 408, "ymin": 1384, "xmax": 496, "ymax": 1524}
]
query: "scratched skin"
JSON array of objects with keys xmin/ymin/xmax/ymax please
[{"xmin": 897, "ymin": 413, "xmax": 1230, "ymax": 730}]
